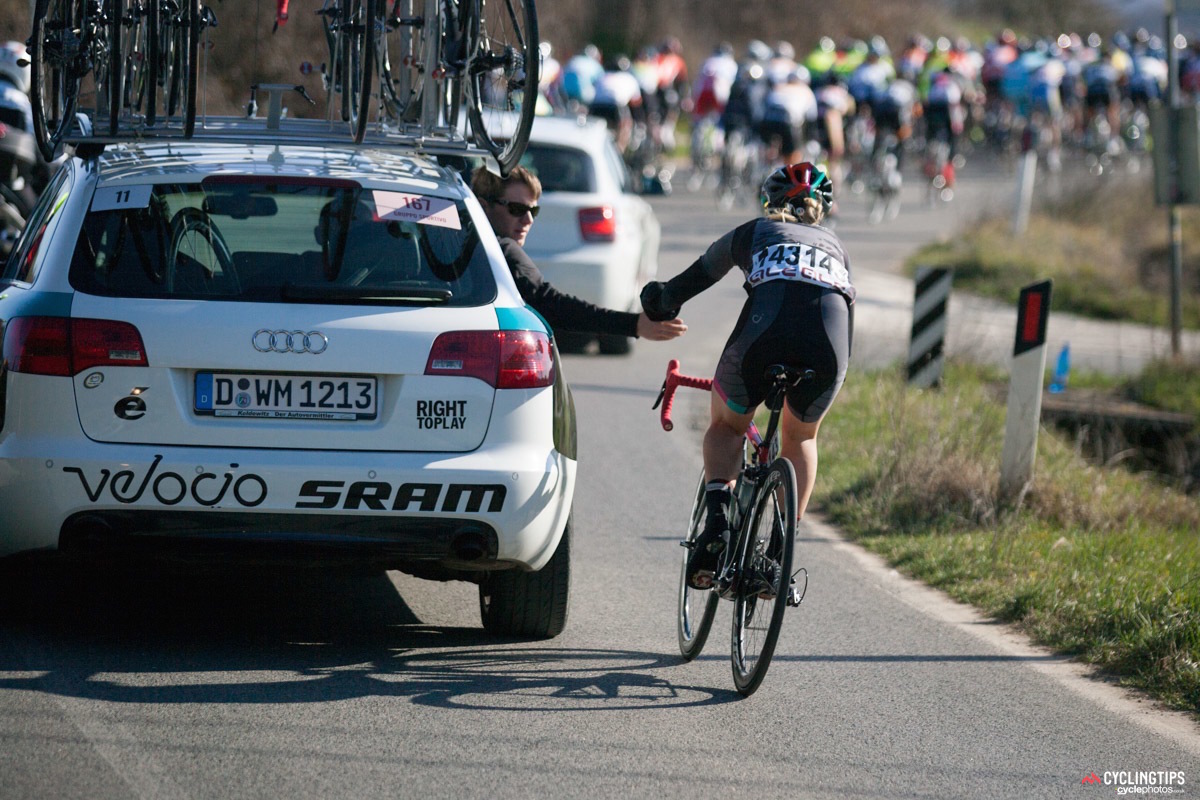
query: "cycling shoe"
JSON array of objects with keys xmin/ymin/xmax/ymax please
[{"xmin": 686, "ymin": 514, "xmax": 727, "ymax": 590}]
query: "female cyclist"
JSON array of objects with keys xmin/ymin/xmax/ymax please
[{"xmin": 640, "ymin": 162, "xmax": 855, "ymax": 589}]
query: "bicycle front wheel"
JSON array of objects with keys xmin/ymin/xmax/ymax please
[
  {"xmin": 160, "ymin": 0, "xmax": 198, "ymax": 135},
  {"xmin": 464, "ymin": 0, "xmax": 537, "ymax": 175},
  {"xmin": 731, "ymin": 457, "xmax": 797, "ymax": 696},
  {"xmin": 341, "ymin": 0, "xmax": 376, "ymax": 142},
  {"xmin": 120, "ymin": 0, "xmax": 159, "ymax": 126},
  {"xmin": 677, "ymin": 469, "xmax": 719, "ymax": 661}
]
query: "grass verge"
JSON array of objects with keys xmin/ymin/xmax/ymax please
[
  {"xmin": 817, "ymin": 360, "xmax": 1200, "ymax": 715},
  {"xmin": 906, "ymin": 172, "xmax": 1200, "ymax": 330}
]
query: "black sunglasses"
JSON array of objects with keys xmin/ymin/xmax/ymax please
[{"xmin": 488, "ymin": 198, "xmax": 540, "ymax": 219}]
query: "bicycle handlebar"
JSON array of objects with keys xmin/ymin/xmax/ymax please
[{"xmin": 653, "ymin": 359, "xmax": 712, "ymax": 432}]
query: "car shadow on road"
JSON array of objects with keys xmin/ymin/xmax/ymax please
[{"xmin": 0, "ymin": 558, "xmax": 733, "ymax": 709}]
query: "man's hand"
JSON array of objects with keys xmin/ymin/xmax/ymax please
[{"xmin": 636, "ymin": 313, "xmax": 687, "ymax": 341}]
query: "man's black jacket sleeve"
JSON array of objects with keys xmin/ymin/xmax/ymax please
[{"xmin": 501, "ymin": 238, "xmax": 639, "ymax": 338}]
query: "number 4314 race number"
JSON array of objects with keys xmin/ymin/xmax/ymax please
[{"xmin": 748, "ymin": 243, "xmax": 850, "ymax": 294}]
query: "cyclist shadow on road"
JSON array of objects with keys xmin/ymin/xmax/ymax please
[{"xmin": 0, "ymin": 558, "xmax": 734, "ymax": 709}]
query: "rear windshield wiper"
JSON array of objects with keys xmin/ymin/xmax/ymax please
[{"xmin": 280, "ymin": 283, "xmax": 453, "ymax": 305}]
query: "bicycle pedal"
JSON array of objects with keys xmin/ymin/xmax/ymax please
[{"xmin": 679, "ymin": 539, "xmax": 695, "ymax": 549}]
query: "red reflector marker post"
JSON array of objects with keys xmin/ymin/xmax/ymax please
[{"xmin": 1000, "ymin": 280, "xmax": 1053, "ymax": 501}]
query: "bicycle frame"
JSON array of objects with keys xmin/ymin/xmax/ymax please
[
  {"xmin": 654, "ymin": 358, "xmax": 808, "ymax": 601},
  {"xmin": 655, "ymin": 358, "xmax": 808, "ymax": 694}
]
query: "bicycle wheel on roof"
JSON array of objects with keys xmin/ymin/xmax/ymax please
[
  {"xmin": 320, "ymin": 0, "xmax": 375, "ymax": 141},
  {"xmin": 100, "ymin": 0, "xmax": 123, "ymax": 136},
  {"xmin": 31, "ymin": 0, "xmax": 86, "ymax": 159},
  {"xmin": 464, "ymin": 0, "xmax": 537, "ymax": 175},
  {"xmin": 345, "ymin": 0, "xmax": 376, "ymax": 141},
  {"xmin": 118, "ymin": 0, "xmax": 159, "ymax": 127},
  {"xmin": 156, "ymin": 0, "xmax": 198, "ymax": 135}
]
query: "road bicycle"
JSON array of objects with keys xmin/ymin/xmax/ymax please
[
  {"xmin": 867, "ymin": 130, "xmax": 902, "ymax": 224},
  {"xmin": 30, "ymin": 0, "xmax": 533, "ymax": 171},
  {"xmin": 311, "ymin": 0, "xmax": 372, "ymax": 142},
  {"xmin": 149, "ymin": 0, "xmax": 206, "ymax": 137},
  {"xmin": 30, "ymin": 0, "xmax": 203, "ymax": 158},
  {"xmin": 715, "ymin": 126, "xmax": 764, "ymax": 211},
  {"xmin": 922, "ymin": 135, "xmax": 954, "ymax": 206},
  {"xmin": 653, "ymin": 359, "xmax": 809, "ymax": 696},
  {"xmin": 30, "ymin": 0, "xmax": 123, "ymax": 158},
  {"xmin": 374, "ymin": 0, "xmax": 537, "ymax": 172}
]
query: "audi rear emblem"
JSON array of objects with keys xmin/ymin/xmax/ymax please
[{"xmin": 252, "ymin": 329, "xmax": 329, "ymax": 354}]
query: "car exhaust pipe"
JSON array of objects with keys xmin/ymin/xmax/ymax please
[
  {"xmin": 59, "ymin": 514, "xmax": 114, "ymax": 552},
  {"xmin": 451, "ymin": 528, "xmax": 489, "ymax": 562}
]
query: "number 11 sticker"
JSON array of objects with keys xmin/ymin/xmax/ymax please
[{"xmin": 91, "ymin": 185, "xmax": 154, "ymax": 212}]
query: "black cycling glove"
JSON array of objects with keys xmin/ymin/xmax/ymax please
[{"xmin": 640, "ymin": 281, "xmax": 679, "ymax": 321}]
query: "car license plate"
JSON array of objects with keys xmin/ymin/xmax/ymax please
[{"xmin": 195, "ymin": 373, "xmax": 378, "ymax": 420}]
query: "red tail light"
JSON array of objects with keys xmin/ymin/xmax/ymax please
[
  {"xmin": 425, "ymin": 330, "xmax": 554, "ymax": 389},
  {"xmin": 3, "ymin": 317, "xmax": 149, "ymax": 376},
  {"xmin": 579, "ymin": 206, "xmax": 616, "ymax": 242}
]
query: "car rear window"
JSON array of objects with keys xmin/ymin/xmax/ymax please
[
  {"xmin": 69, "ymin": 180, "xmax": 496, "ymax": 307},
  {"xmin": 521, "ymin": 145, "xmax": 595, "ymax": 193}
]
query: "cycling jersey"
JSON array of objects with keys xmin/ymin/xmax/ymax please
[
  {"xmin": 657, "ymin": 217, "xmax": 854, "ymax": 418},
  {"xmin": 561, "ymin": 54, "xmax": 604, "ymax": 106},
  {"xmin": 692, "ymin": 52, "xmax": 738, "ymax": 117}
]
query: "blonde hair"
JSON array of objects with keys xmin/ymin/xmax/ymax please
[
  {"xmin": 471, "ymin": 165, "xmax": 542, "ymax": 202},
  {"xmin": 765, "ymin": 197, "xmax": 825, "ymax": 225}
]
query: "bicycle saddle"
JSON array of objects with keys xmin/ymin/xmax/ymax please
[{"xmin": 765, "ymin": 364, "xmax": 816, "ymax": 385}]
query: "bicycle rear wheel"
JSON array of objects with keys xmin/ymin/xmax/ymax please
[
  {"xmin": 464, "ymin": 0, "xmax": 537, "ymax": 175},
  {"xmin": 731, "ymin": 457, "xmax": 796, "ymax": 696},
  {"xmin": 677, "ymin": 469, "xmax": 719, "ymax": 661},
  {"xmin": 31, "ymin": 0, "xmax": 84, "ymax": 160}
]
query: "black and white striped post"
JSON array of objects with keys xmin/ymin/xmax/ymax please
[
  {"xmin": 907, "ymin": 266, "xmax": 953, "ymax": 389},
  {"xmin": 1000, "ymin": 279, "xmax": 1054, "ymax": 501}
]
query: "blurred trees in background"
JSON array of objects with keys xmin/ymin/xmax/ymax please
[{"xmin": 0, "ymin": 0, "xmax": 1119, "ymax": 117}]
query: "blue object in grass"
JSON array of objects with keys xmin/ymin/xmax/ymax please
[{"xmin": 1048, "ymin": 342, "xmax": 1070, "ymax": 393}]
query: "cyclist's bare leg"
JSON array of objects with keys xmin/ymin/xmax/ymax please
[
  {"xmin": 703, "ymin": 392, "xmax": 755, "ymax": 487},
  {"xmin": 780, "ymin": 407, "xmax": 823, "ymax": 519}
]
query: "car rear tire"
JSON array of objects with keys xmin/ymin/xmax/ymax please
[
  {"xmin": 597, "ymin": 334, "xmax": 632, "ymax": 355},
  {"xmin": 479, "ymin": 516, "xmax": 571, "ymax": 639}
]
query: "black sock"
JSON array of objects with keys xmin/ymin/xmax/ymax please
[{"xmin": 704, "ymin": 484, "xmax": 731, "ymax": 529}]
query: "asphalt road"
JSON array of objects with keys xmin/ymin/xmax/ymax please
[{"xmin": 1, "ymin": 160, "xmax": 1197, "ymax": 799}]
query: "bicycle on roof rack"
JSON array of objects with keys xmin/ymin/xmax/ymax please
[
  {"xmin": 374, "ymin": 0, "xmax": 539, "ymax": 173},
  {"xmin": 30, "ymin": 0, "xmax": 123, "ymax": 158},
  {"xmin": 29, "ymin": 0, "xmax": 206, "ymax": 159},
  {"xmin": 288, "ymin": 0, "xmax": 538, "ymax": 172},
  {"xmin": 653, "ymin": 359, "xmax": 810, "ymax": 696},
  {"xmin": 30, "ymin": 0, "xmax": 536, "ymax": 172}
]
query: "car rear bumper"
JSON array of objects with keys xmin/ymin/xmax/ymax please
[{"xmin": 0, "ymin": 442, "xmax": 575, "ymax": 571}]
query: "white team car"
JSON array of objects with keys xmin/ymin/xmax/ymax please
[
  {"xmin": 518, "ymin": 115, "xmax": 662, "ymax": 355},
  {"xmin": 0, "ymin": 138, "xmax": 577, "ymax": 638}
]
